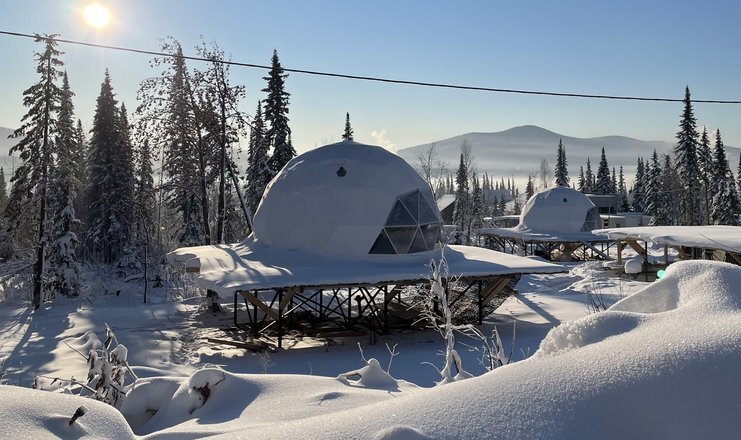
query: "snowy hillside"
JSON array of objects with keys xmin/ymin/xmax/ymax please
[
  {"xmin": 397, "ymin": 125, "xmax": 741, "ymax": 185},
  {"xmin": 0, "ymin": 127, "xmax": 15, "ymax": 171}
]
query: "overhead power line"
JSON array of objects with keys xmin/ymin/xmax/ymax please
[{"xmin": 3, "ymin": 29, "xmax": 741, "ymax": 104}]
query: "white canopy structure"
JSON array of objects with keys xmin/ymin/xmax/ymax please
[
  {"xmin": 478, "ymin": 186, "xmax": 610, "ymax": 260},
  {"xmin": 595, "ymin": 226, "xmax": 741, "ymax": 268},
  {"xmin": 168, "ymin": 141, "xmax": 565, "ymax": 345}
]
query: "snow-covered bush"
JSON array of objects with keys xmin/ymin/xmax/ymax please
[
  {"xmin": 415, "ymin": 248, "xmax": 473, "ymax": 385},
  {"xmin": 83, "ymin": 325, "xmax": 138, "ymax": 408}
]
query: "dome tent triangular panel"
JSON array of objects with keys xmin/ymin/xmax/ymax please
[
  {"xmin": 252, "ymin": 141, "xmax": 442, "ymax": 257},
  {"xmin": 517, "ymin": 186, "xmax": 600, "ymax": 234}
]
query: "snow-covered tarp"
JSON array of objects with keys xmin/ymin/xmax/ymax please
[
  {"xmin": 168, "ymin": 242, "xmax": 566, "ymax": 294},
  {"xmin": 595, "ymin": 225, "xmax": 741, "ymax": 254},
  {"xmin": 479, "ymin": 186, "xmax": 608, "ymax": 243}
]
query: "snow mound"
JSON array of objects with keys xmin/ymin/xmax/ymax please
[
  {"xmin": 372, "ymin": 425, "xmax": 430, "ymax": 440},
  {"xmin": 337, "ymin": 358, "xmax": 400, "ymax": 390},
  {"xmin": 239, "ymin": 260, "xmax": 741, "ymax": 439},
  {"xmin": 0, "ymin": 385, "xmax": 134, "ymax": 439}
]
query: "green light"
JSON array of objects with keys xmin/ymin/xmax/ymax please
[{"xmin": 656, "ymin": 269, "xmax": 666, "ymax": 279}]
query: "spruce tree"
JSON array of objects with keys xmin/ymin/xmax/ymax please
[
  {"xmin": 617, "ymin": 166, "xmax": 629, "ymax": 212},
  {"xmin": 644, "ymin": 150, "xmax": 661, "ymax": 218},
  {"xmin": 469, "ymin": 173, "xmax": 483, "ymax": 238},
  {"xmin": 47, "ymin": 71, "xmax": 81, "ymax": 297},
  {"xmin": 611, "ymin": 167, "xmax": 618, "ymax": 194},
  {"xmin": 554, "ymin": 139, "xmax": 569, "ymax": 186},
  {"xmin": 452, "ymin": 153, "xmax": 469, "ymax": 244},
  {"xmin": 86, "ymin": 71, "xmax": 134, "ymax": 264},
  {"xmin": 632, "ymin": 158, "xmax": 645, "ymax": 212},
  {"xmin": 595, "ymin": 148, "xmax": 612, "ymax": 194},
  {"xmin": 342, "ymin": 112, "xmax": 354, "ymax": 141},
  {"xmin": 709, "ymin": 129, "xmax": 739, "ymax": 225},
  {"xmin": 133, "ymin": 138, "xmax": 155, "ymax": 243},
  {"xmin": 246, "ymin": 101, "xmax": 271, "ymax": 216},
  {"xmin": 577, "ymin": 166, "xmax": 585, "ymax": 192},
  {"xmin": 263, "ymin": 50, "xmax": 294, "ymax": 174},
  {"xmin": 674, "ymin": 87, "xmax": 702, "ymax": 225},
  {"xmin": 8, "ymin": 34, "xmax": 64, "ymax": 308},
  {"xmin": 584, "ymin": 158, "xmax": 594, "ymax": 193},
  {"xmin": 525, "ymin": 175, "xmax": 534, "ymax": 201},
  {"xmin": 0, "ymin": 168, "xmax": 6, "ymax": 213},
  {"xmin": 697, "ymin": 128, "xmax": 712, "ymax": 224}
]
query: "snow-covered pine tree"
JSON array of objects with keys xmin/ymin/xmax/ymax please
[
  {"xmin": 618, "ymin": 166, "xmax": 629, "ymax": 212},
  {"xmin": 133, "ymin": 138, "xmax": 155, "ymax": 244},
  {"xmin": 644, "ymin": 150, "xmax": 661, "ymax": 218},
  {"xmin": 660, "ymin": 154, "xmax": 681, "ymax": 225},
  {"xmin": 469, "ymin": 173, "xmax": 483, "ymax": 239},
  {"xmin": 72, "ymin": 119, "xmax": 87, "ymax": 231},
  {"xmin": 86, "ymin": 71, "xmax": 135, "ymax": 264},
  {"xmin": 452, "ymin": 153, "xmax": 469, "ymax": 244},
  {"xmin": 0, "ymin": 168, "xmax": 7, "ymax": 213},
  {"xmin": 709, "ymin": 129, "xmax": 739, "ymax": 225},
  {"xmin": 342, "ymin": 112, "xmax": 354, "ymax": 141},
  {"xmin": 611, "ymin": 167, "xmax": 617, "ymax": 194},
  {"xmin": 512, "ymin": 187, "xmax": 521, "ymax": 215},
  {"xmin": 263, "ymin": 50, "xmax": 294, "ymax": 174},
  {"xmin": 525, "ymin": 175, "xmax": 534, "ymax": 201},
  {"xmin": 697, "ymin": 127, "xmax": 712, "ymax": 224},
  {"xmin": 47, "ymin": 71, "xmax": 81, "ymax": 298},
  {"xmin": 632, "ymin": 157, "xmax": 645, "ymax": 212},
  {"xmin": 674, "ymin": 87, "xmax": 702, "ymax": 225},
  {"xmin": 554, "ymin": 139, "xmax": 569, "ymax": 186},
  {"xmin": 595, "ymin": 148, "xmax": 612, "ymax": 194},
  {"xmin": 584, "ymin": 158, "xmax": 594, "ymax": 193},
  {"xmin": 577, "ymin": 166, "xmax": 585, "ymax": 192},
  {"xmin": 7, "ymin": 34, "xmax": 64, "ymax": 308},
  {"xmin": 246, "ymin": 101, "xmax": 271, "ymax": 216}
]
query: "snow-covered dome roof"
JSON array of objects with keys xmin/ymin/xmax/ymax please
[
  {"xmin": 252, "ymin": 141, "xmax": 442, "ymax": 257},
  {"xmin": 517, "ymin": 186, "xmax": 600, "ymax": 233}
]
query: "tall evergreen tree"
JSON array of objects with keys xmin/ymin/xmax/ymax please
[
  {"xmin": 525, "ymin": 174, "xmax": 534, "ymax": 201},
  {"xmin": 583, "ymin": 158, "xmax": 594, "ymax": 193},
  {"xmin": 632, "ymin": 157, "xmax": 645, "ymax": 212},
  {"xmin": 0, "ymin": 168, "xmax": 7, "ymax": 213},
  {"xmin": 452, "ymin": 153, "xmax": 469, "ymax": 243},
  {"xmin": 133, "ymin": 138, "xmax": 155, "ymax": 243},
  {"xmin": 577, "ymin": 166, "xmax": 585, "ymax": 192},
  {"xmin": 342, "ymin": 112, "xmax": 354, "ymax": 141},
  {"xmin": 86, "ymin": 71, "xmax": 134, "ymax": 264},
  {"xmin": 554, "ymin": 139, "xmax": 569, "ymax": 186},
  {"xmin": 469, "ymin": 173, "xmax": 483, "ymax": 238},
  {"xmin": 709, "ymin": 129, "xmax": 739, "ymax": 225},
  {"xmin": 7, "ymin": 34, "xmax": 64, "ymax": 308},
  {"xmin": 644, "ymin": 150, "xmax": 662, "ymax": 219},
  {"xmin": 674, "ymin": 87, "xmax": 702, "ymax": 225},
  {"xmin": 617, "ymin": 166, "xmax": 629, "ymax": 212},
  {"xmin": 263, "ymin": 50, "xmax": 294, "ymax": 174},
  {"xmin": 611, "ymin": 167, "xmax": 618, "ymax": 194},
  {"xmin": 246, "ymin": 101, "xmax": 271, "ymax": 216},
  {"xmin": 47, "ymin": 71, "xmax": 81, "ymax": 297},
  {"xmin": 595, "ymin": 148, "xmax": 612, "ymax": 194},
  {"xmin": 697, "ymin": 127, "xmax": 712, "ymax": 224}
]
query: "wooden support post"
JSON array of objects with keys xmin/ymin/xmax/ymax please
[
  {"xmin": 616, "ymin": 239, "xmax": 623, "ymax": 266},
  {"xmin": 277, "ymin": 289, "xmax": 283, "ymax": 349},
  {"xmin": 383, "ymin": 285, "xmax": 389, "ymax": 334},
  {"xmin": 664, "ymin": 244, "xmax": 669, "ymax": 266}
]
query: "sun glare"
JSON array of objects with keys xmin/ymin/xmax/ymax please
[{"xmin": 83, "ymin": 3, "xmax": 111, "ymax": 29}]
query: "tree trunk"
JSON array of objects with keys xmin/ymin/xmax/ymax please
[{"xmin": 33, "ymin": 56, "xmax": 52, "ymax": 310}]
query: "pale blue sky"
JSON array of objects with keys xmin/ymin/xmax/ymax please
[{"xmin": 2, "ymin": 0, "xmax": 741, "ymax": 153}]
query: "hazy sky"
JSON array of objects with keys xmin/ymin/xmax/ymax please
[{"xmin": 2, "ymin": 0, "xmax": 741, "ymax": 153}]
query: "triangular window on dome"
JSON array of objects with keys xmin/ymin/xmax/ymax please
[
  {"xmin": 399, "ymin": 190, "xmax": 420, "ymax": 222},
  {"xmin": 420, "ymin": 223, "xmax": 441, "ymax": 250},
  {"xmin": 369, "ymin": 230, "xmax": 396, "ymax": 254},
  {"xmin": 386, "ymin": 200, "xmax": 416, "ymax": 226},
  {"xmin": 385, "ymin": 226, "xmax": 417, "ymax": 254},
  {"xmin": 408, "ymin": 227, "xmax": 428, "ymax": 253},
  {"xmin": 418, "ymin": 195, "xmax": 439, "ymax": 224}
]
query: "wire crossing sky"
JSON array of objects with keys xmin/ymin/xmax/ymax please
[{"xmin": 2, "ymin": 0, "xmax": 741, "ymax": 152}]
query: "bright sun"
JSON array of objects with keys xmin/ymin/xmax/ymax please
[{"xmin": 83, "ymin": 3, "xmax": 111, "ymax": 29}]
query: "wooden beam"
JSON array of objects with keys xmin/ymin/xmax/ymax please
[
  {"xmin": 239, "ymin": 291, "xmax": 279, "ymax": 321},
  {"xmin": 626, "ymin": 239, "xmax": 646, "ymax": 256},
  {"xmin": 207, "ymin": 337, "xmax": 273, "ymax": 352},
  {"xmin": 726, "ymin": 252, "xmax": 741, "ymax": 266},
  {"xmin": 481, "ymin": 277, "xmax": 511, "ymax": 305},
  {"xmin": 616, "ymin": 239, "xmax": 623, "ymax": 265},
  {"xmin": 279, "ymin": 289, "xmax": 296, "ymax": 311}
]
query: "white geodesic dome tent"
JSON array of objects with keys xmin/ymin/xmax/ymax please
[
  {"xmin": 252, "ymin": 140, "xmax": 443, "ymax": 257},
  {"xmin": 517, "ymin": 186, "xmax": 600, "ymax": 234}
]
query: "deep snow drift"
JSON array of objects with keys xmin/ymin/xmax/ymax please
[{"xmin": 1, "ymin": 260, "xmax": 739, "ymax": 438}]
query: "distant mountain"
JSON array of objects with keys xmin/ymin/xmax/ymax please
[{"xmin": 397, "ymin": 125, "xmax": 741, "ymax": 186}]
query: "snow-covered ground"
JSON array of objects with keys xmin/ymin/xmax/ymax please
[{"xmin": 1, "ymin": 260, "xmax": 739, "ymax": 438}]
